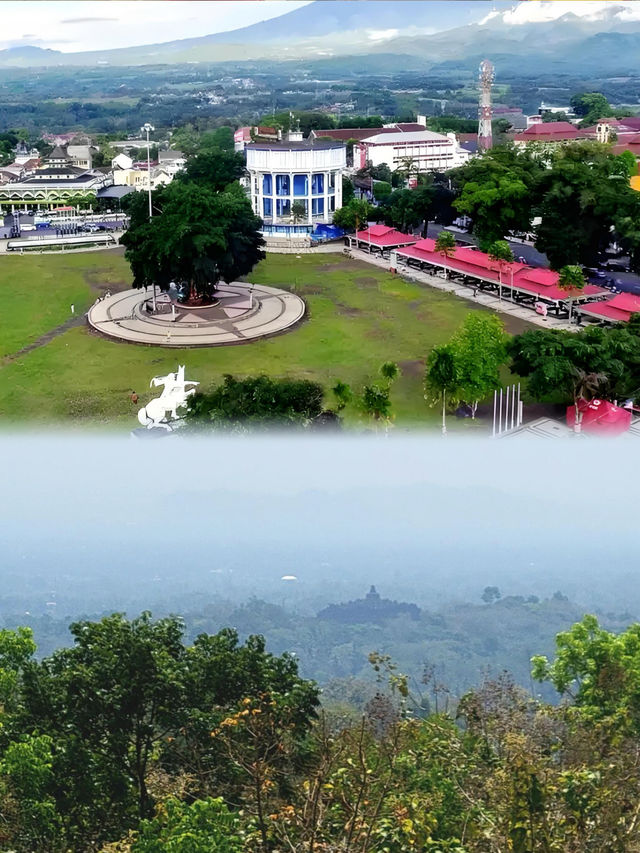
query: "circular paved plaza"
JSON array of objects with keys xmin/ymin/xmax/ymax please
[{"xmin": 87, "ymin": 282, "xmax": 305, "ymax": 347}]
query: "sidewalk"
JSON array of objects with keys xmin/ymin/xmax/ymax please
[{"xmin": 348, "ymin": 248, "xmax": 577, "ymax": 332}]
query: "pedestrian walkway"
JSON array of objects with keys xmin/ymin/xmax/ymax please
[
  {"xmin": 87, "ymin": 281, "xmax": 306, "ymax": 347},
  {"xmin": 348, "ymin": 248, "xmax": 576, "ymax": 332}
]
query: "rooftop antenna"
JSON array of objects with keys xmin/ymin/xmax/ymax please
[{"xmin": 478, "ymin": 59, "xmax": 495, "ymax": 152}]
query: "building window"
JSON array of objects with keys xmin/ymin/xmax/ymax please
[
  {"xmin": 263, "ymin": 197, "xmax": 272, "ymax": 218},
  {"xmin": 328, "ymin": 172, "xmax": 336, "ymax": 191},
  {"xmin": 276, "ymin": 198, "xmax": 291, "ymax": 217},
  {"xmin": 276, "ymin": 174, "xmax": 290, "ymax": 196},
  {"xmin": 293, "ymin": 174, "xmax": 308, "ymax": 196},
  {"xmin": 329, "ymin": 196, "xmax": 336, "ymax": 213},
  {"xmin": 262, "ymin": 174, "xmax": 272, "ymax": 195},
  {"xmin": 312, "ymin": 197, "xmax": 324, "ymax": 216},
  {"xmin": 312, "ymin": 173, "xmax": 324, "ymax": 194}
]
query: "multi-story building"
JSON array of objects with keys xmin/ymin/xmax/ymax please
[
  {"xmin": 0, "ymin": 166, "xmax": 111, "ymax": 211},
  {"xmin": 356, "ymin": 130, "xmax": 470, "ymax": 172},
  {"xmin": 245, "ymin": 132, "xmax": 347, "ymax": 236}
]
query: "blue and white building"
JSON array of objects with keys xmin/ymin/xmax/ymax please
[{"xmin": 245, "ymin": 132, "xmax": 347, "ymax": 237}]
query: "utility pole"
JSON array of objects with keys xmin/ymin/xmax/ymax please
[
  {"xmin": 141, "ymin": 122, "xmax": 154, "ymax": 219},
  {"xmin": 141, "ymin": 122, "xmax": 156, "ymax": 311}
]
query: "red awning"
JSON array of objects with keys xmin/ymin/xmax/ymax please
[{"xmin": 566, "ymin": 398, "xmax": 632, "ymax": 435}]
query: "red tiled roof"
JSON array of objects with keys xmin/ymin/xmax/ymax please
[
  {"xmin": 355, "ymin": 224, "xmax": 417, "ymax": 247},
  {"xmin": 514, "ymin": 122, "xmax": 587, "ymax": 142},
  {"xmin": 579, "ymin": 293, "xmax": 640, "ymax": 323},
  {"xmin": 395, "ymin": 242, "xmax": 607, "ymax": 302},
  {"xmin": 313, "ymin": 128, "xmax": 385, "ymax": 141},
  {"xmin": 395, "ymin": 123, "xmax": 427, "ymax": 132}
]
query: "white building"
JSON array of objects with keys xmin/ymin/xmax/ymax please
[
  {"xmin": 357, "ymin": 130, "xmax": 470, "ymax": 173},
  {"xmin": 113, "ymin": 166, "xmax": 172, "ymax": 192},
  {"xmin": 158, "ymin": 149, "xmax": 186, "ymax": 176},
  {"xmin": 245, "ymin": 134, "xmax": 347, "ymax": 236}
]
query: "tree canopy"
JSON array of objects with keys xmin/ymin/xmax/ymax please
[{"xmin": 121, "ymin": 181, "xmax": 264, "ymax": 302}]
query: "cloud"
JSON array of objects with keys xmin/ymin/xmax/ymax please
[{"xmin": 60, "ymin": 17, "xmax": 119, "ymax": 24}]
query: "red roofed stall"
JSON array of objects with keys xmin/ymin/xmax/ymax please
[
  {"xmin": 566, "ymin": 398, "xmax": 631, "ymax": 436},
  {"xmin": 578, "ymin": 292, "xmax": 640, "ymax": 324},
  {"xmin": 392, "ymin": 240, "xmax": 608, "ymax": 315},
  {"xmin": 348, "ymin": 224, "xmax": 418, "ymax": 255}
]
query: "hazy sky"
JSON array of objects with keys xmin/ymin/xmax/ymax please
[
  {"xmin": 2, "ymin": 1, "xmax": 638, "ymax": 53},
  {"xmin": 0, "ymin": 1, "xmax": 311, "ymax": 52}
]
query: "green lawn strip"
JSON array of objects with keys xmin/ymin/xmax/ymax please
[
  {"xmin": 0, "ymin": 251, "xmax": 524, "ymax": 427},
  {"xmin": 0, "ymin": 250, "xmax": 132, "ymax": 358}
]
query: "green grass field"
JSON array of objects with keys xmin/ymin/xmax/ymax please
[{"xmin": 0, "ymin": 248, "xmax": 525, "ymax": 428}]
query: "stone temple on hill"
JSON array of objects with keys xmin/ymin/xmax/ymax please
[{"xmin": 317, "ymin": 586, "xmax": 420, "ymax": 624}]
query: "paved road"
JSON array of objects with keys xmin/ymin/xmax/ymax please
[
  {"xmin": 426, "ymin": 223, "xmax": 640, "ymax": 296},
  {"xmin": 1, "ymin": 212, "xmax": 127, "ymax": 240}
]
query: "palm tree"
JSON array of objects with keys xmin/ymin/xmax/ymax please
[
  {"xmin": 557, "ymin": 265, "xmax": 586, "ymax": 323},
  {"xmin": 425, "ymin": 344, "xmax": 459, "ymax": 435},
  {"xmin": 379, "ymin": 361, "xmax": 400, "ymax": 387},
  {"xmin": 434, "ymin": 230, "xmax": 457, "ymax": 279},
  {"xmin": 332, "ymin": 380, "xmax": 352, "ymax": 412},
  {"xmin": 571, "ymin": 367, "xmax": 608, "ymax": 434},
  {"xmin": 488, "ymin": 240, "xmax": 515, "ymax": 301},
  {"xmin": 290, "ymin": 201, "xmax": 307, "ymax": 225},
  {"xmin": 361, "ymin": 385, "xmax": 392, "ymax": 429}
]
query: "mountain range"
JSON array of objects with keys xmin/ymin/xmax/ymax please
[{"xmin": 0, "ymin": 0, "xmax": 638, "ymax": 76}]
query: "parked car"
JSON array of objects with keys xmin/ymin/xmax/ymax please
[
  {"xmin": 585, "ymin": 267, "xmax": 606, "ymax": 279},
  {"xmin": 602, "ymin": 260, "xmax": 629, "ymax": 273}
]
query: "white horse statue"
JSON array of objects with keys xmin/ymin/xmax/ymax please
[{"xmin": 137, "ymin": 365, "xmax": 199, "ymax": 430}]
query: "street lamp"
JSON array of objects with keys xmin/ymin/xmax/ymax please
[
  {"xmin": 140, "ymin": 123, "xmax": 154, "ymax": 220},
  {"xmin": 141, "ymin": 122, "xmax": 156, "ymax": 310}
]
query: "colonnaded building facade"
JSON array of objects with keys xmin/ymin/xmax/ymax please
[{"xmin": 245, "ymin": 131, "xmax": 347, "ymax": 238}]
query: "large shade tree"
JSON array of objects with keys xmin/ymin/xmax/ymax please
[
  {"xmin": 533, "ymin": 142, "xmax": 639, "ymax": 269},
  {"xmin": 121, "ymin": 182, "xmax": 264, "ymax": 304},
  {"xmin": 451, "ymin": 145, "xmax": 542, "ymax": 250},
  {"xmin": 507, "ymin": 324, "xmax": 640, "ymax": 407}
]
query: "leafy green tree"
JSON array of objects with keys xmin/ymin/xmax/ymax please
[
  {"xmin": 0, "ymin": 626, "xmax": 36, "ymax": 711},
  {"xmin": 481, "ymin": 586, "xmax": 501, "ymax": 604},
  {"xmin": 131, "ymin": 797, "xmax": 245, "ymax": 853},
  {"xmin": 186, "ymin": 375, "xmax": 325, "ymax": 428},
  {"xmin": 452, "ymin": 145, "xmax": 542, "ymax": 250},
  {"xmin": 532, "ymin": 615, "xmax": 640, "ymax": 735},
  {"xmin": 451, "ymin": 314, "xmax": 508, "ymax": 418},
  {"xmin": 361, "ymin": 385, "xmax": 392, "ymax": 424},
  {"xmin": 424, "ymin": 344, "xmax": 459, "ymax": 435},
  {"xmin": 290, "ymin": 201, "xmax": 307, "ymax": 224},
  {"xmin": 557, "ymin": 264, "xmax": 586, "ymax": 322},
  {"xmin": 570, "ymin": 92, "xmax": 612, "ymax": 125},
  {"xmin": 381, "ymin": 186, "xmax": 433, "ymax": 234},
  {"xmin": 434, "ymin": 230, "xmax": 457, "ymax": 277},
  {"xmin": 380, "ymin": 361, "xmax": 400, "ymax": 386},
  {"xmin": 332, "ymin": 198, "xmax": 374, "ymax": 233},
  {"xmin": 342, "ymin": 175, "xmax": 355, "ymax": 204},
  {"xmin": 0, "ymin": 735, "xmax": 63, "ymax": 853},
  {"xmin": 175, "ymin": 149, "xmax": 245, "ymax": 193},
  {"xmin": 373, "ymin": 180, "xmax": 392, "ymax": 202},
  {"xmin": 332, "ymin": 380, "xmax": 353, "ymax": 412},
  {"xmin": 507, "ymin": 325, "xmax": 637, "ymax": 408},
  {"xmin": 121, "ymin": 182, "xmax": 264, "ymax": 303},
  {"xmin": 534, "ymin": 142, "xmax": 638, "ymax": 269},
  {"xmin": 488, "ymin": 239, "xmax": 515, "ymax": 298}
]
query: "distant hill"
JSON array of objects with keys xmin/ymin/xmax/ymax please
[{"xmin": 3, "ymin": 0, "xmax": 638, "ymax": 75}]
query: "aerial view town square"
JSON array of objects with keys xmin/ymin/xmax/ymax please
[
  {"xmin": 6, "ymin": 5, "xmax": 640, "ymax": 853},
  {"xmin": 2, "ymin": 0, "xmax": 640, "ymax": 437}
]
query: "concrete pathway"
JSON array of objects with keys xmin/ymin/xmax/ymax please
[
  {"xmin": 348, "ymin": 248, "xmax": 577, "ymax": 332},
  {"xmin": 87, "ymin": 282, "xmax": 306, "ymax": 347}
]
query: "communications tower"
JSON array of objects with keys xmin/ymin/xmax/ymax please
[{"xmin": 478, "ymin": 59, "xmax": 495, "ymax": 152}]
